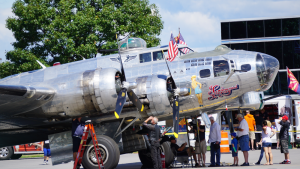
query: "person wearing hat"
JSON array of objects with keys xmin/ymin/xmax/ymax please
[
  {"xmin": 231, "ymin": 132, "xmax": 238, "ymax": 166},
  {"xmin": 278, "ymin": 115, "xmax": 291, "ymax": 164},
  {"xmin": 235, "ymin": 114, "xmax": 250, "ymax": 166},
  {"xmin": 170, "ymin": 136, "xmax": 198, "ymax": 166}
]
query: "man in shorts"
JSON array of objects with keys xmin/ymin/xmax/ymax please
[
  {"xmin": 236, "ymin": 114, "xmax": 250, "ymax": 166},
  {"xmin": 192, "ymin": 119, "xmax": 206, "ymax": 167},
  {"xmin": 72, "ymin": 117, "xmax": 85, "ymax": 169},
  {"xmin": 278, "ymin": 115, "xmax": 291, "ymax": 164},
  {"xmin": 42, "ymin": 140, "xmax": 51, "ymax": 165},
  {"xmin": 244, "ymin": 110, "xmax": 256, "ymax": 150},
  {"xmin": 170, "ymin": 136, "xmax": 197, "ymax": 164}
]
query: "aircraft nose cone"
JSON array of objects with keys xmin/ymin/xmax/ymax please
[{"xmin": 256, "ymin": 54, "xmax": 279, "ymax": 91}]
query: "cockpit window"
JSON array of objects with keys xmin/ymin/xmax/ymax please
[
  {"xmin": 120, "ymin": 43, "xmax": 127, "ymax": 49},
  {"xmin": 128, "ymin": 38, "xmax": 142, "ymax": 48},
  {"xmin": 213, "ymin": 60, "xmax": 229, "ymax": 77},
  {"xmin": 153, "ymin": 51, "xmax": 164, "ymax": 61},
  {"xmin": 139, "ymin": 53, "xmax": 152, "ymax": 63}
]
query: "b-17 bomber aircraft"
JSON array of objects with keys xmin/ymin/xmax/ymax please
[{"xmin": 0, "ymin": 37, "xmax": 279, "ymax": 168}]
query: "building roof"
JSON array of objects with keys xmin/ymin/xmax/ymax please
[{"xmin": 220, "ymin": 15, "xmax": 300, "ymax": 23}]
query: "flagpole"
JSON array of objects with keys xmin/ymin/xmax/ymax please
[
  {"xmin": 287, "ymin": 66, "xmax": 289, "ymax": 95},
  {"xmin": 162, "ymin": 32, "xmax": 173, "ymax": 77}
]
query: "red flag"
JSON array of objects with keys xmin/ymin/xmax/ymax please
[
  {"xmin": 287, "ymin": 67, "xmax": 300, "ymax": 94},
  {"xmin": 167, "ymin": 33, "xmax": 178, "ymax": 62}
]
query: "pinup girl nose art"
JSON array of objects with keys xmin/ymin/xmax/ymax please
[{"xmin": 191, "ymin": 75, "xmax": 203, "ymax": 107}]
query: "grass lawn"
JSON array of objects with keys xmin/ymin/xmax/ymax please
[{"xmin": 20, "ymin": 154, "xmax": 44, "ymax": 158}]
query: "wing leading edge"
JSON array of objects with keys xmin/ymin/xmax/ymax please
[{"xmin": 0, "ymin": 85, "xmax": 55, "ymax": 116}]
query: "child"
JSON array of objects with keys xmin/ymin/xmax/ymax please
[{"xmin": 231, "ymin": 132, "xmax": 238, "ymax": 166}]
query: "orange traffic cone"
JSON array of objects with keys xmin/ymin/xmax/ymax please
[{"xmin": 220, "ymin": 131, "xmax": 230, "ymax": 153}]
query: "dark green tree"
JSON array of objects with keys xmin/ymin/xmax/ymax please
[{"xmin": 1, "ymin": 0, "xmax": 163, "ymax": 78}]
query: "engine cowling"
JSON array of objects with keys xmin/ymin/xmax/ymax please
[
  {"xmin": 43, "ymin": 68, "xmax": 120, "ymax": 117},
  {"xmin": 82, "ymin": 68, "xmax": 121, "ymax": 114},
  {"xmin": 132, "ymin": 75, "xmax": 172, "ymax": 117}
]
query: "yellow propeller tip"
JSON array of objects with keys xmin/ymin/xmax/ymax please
[
  {"xmin": 141, "ymin": 105, "xmax": 144, "ymax": 112},
  {"xmin": 114, "ymin": 112, "xmax": 120, "ymax": 119},
  {"xmin": 174, "ymin": 132, "xmax": 178, "ymax": 138}
]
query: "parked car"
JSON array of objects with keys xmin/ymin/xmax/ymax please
[{"xmin": 0, "ymin": 142, "xmax": 43, "ymax": 160}]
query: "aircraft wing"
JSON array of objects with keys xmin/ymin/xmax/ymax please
[{"xmin": 0, "ymin": 85, "xmax": 55, "ymax": 116}]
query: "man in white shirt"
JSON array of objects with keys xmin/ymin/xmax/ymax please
[
  {"xmin": 236, "ymin": 114, "xmax": 250, "ymax": 166},
  {"xmin": 207, "ymin": 117, "xmax": 221, "ymax": 167}
]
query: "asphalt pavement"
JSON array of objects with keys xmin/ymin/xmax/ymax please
[{"xmin": 1, "ymin": 149, "xmax": 300, "ymax": 169}]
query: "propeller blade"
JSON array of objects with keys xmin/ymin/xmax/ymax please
[
  {"xmin": 114, "ymin": 88, "xmax": 127, "ymax": 119},
  {"xmin": 173, "ymin": 96, "xmax": 180, "ymax": 138},
  {"xmin": 127, "ymin": 90, "xmax": 144, "ymax": 112},
  {"xmin": 116, "ymin": 34, "xmax": 126, "ymax": 82}
]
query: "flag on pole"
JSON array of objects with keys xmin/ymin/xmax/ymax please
[
  {"xmin": 287, "ymin": 67, "xmax": 300, "ymax": 94},
  {"xmin": 167, "ymin": 33, "xmax": 178, "ymax": 62},
  {"xmin": 176, "ymin": 32, "xmax": 190, "ymax": 54}
]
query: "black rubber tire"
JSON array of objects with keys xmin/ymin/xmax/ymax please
[
  {"xmin": 81, "ymin": 135, "xmax": 120, "ymax": 169},
  {"xmin": 138, "ymin": 149, "xmax": 153, "ymax": 167},
  {"xmin": 138, "ymin": 141, "xmax": 174, "ymax": 168},
  {"xmin": 11, "ymin": 154, "xmax": 22, "ymax": 159},
  {"xmin": 0, "ymin": 147, "xmax": 14, "ymax": 160},
  {"xmin": 161, "ymin": 141, "xmax": 174, "ymax": 166}
]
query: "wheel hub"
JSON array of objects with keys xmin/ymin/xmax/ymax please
[
  {"xmin": 88, "ymin": 145, "xmax": 108, "ymax": 165},
  {"xmin": 0, "ymin": 147, "xmax": 8, "ymax": 157}
]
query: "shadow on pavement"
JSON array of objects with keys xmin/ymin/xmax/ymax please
[{"xmin": 115, "ymin": 162, "xmax": 143, "ymax": 169}]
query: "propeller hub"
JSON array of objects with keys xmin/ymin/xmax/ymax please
[{"xmin": 174, "ymin": 88, "xmax": 191, "ymax": 97}]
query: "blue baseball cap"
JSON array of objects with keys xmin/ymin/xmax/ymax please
[{"xmin": 231, "ymin": 132, "xmax": 236, "ymax": 137}]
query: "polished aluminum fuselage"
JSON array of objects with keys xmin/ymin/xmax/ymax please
[{"xmin": 0, "ymin": 46, "xmax": 278, "ymax": 124}]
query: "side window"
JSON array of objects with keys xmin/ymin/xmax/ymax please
[
  {"xmin": 241, "ymin": 64, "xmax": 251, "ymax": 71},
  {"xmin": 153, "ymin": 51, "xmax": 164, "ymax": 61},
  {"xmin": 139, "ymin": 53, "xmax": 152, "ymax": 63},
  {"xmin": 213, "ymin": 60, "xmax": 229, "ymax": 77},
  {"xmin": 200, "ymin": 69, "xmax": 211, "ymax": 78},
  {"xmin": 230, "ymin": 60, "xmax": 235, "ymax": 68}
]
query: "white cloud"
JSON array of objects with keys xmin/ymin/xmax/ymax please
[
  {"xmin": 0, "ymin": 8, "xmax": 14, "ymax": 41},
  {"xmin": 152, "ymin": 0, "xmax": 300, "ymax": 52},
  {"xmin": 0, "ymin": 8, "xmax": 15, "ymax": 61},
  {"xmin": 181, "ymin": 0, "xmax": 300, "ymax": 20},
  {"xmin": 158, "ymin": 10, "xmax": 221, "ymax": 49}
]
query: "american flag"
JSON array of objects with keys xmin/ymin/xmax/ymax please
[
  {"xmin": 177, "ymin": 32, "xmax": 190, "ymax": 54},
  {"xmin": 168, "ymin": 33, "xmax": 178, "ymax": 62}
]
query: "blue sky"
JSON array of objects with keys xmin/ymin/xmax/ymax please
[{"xmin": 1, "ymin": 0, "xmax": 300, "ymax": 62}]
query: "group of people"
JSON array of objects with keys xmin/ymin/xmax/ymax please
[
  {"xmin": 231, "ymin": 111, "xmax": 291, "ymax": 166},
  {"xmin": 166, "ymin": 110, "xmax": 292, "ymax": 168},
  {"xmin": 69, "ymin": 112, "xmax": 292, "ymax": 169}
]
